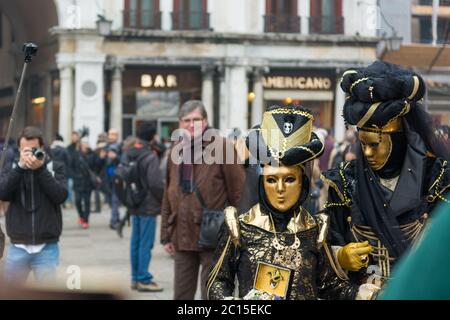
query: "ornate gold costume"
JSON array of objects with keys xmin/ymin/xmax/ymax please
[{"xmin": 207, "ymin": 204, "xmax": 357, "ymax": 300}]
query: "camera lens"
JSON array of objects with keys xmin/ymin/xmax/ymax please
[{"xmin": 32, "ymin": 148, "xmax": 45, "ymax": 160}]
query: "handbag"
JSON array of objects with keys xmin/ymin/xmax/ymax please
[{"xmin": 193, "ymin": 184, "xmax": 225, "ymax": 249}]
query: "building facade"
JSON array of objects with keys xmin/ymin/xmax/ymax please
[
  {"xmin": 379, "ymin": 0, "xmax": 450, "ymax": 126},
  {"xmin": 0, "ymin": 0, "xmax": 383, "ymax": 147}
]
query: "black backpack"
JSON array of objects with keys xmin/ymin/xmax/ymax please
[{"xmin": 113, "ymin": 152, "xmax": 150, "ymax": 209}]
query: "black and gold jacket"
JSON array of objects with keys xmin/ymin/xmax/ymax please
[
  {"xmin": 207, "ymin": 204, "xmax": 357, "ymax": 300},
  {"xmin": 321, "ymin": 155, "xmax": 450, "ymax": 284}
]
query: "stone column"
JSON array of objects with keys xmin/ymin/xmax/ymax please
[
  {"xmin": 300, "ymin": 0, "xmax": 310, "ymax": 35},
  {"xmin": 161, "ymin": 0, "xmax": 173, "ymax": 30},
  {"xmin": 334, "ymin": 72, "xmax": 346, "ymax": 143},
  {"xmin": 44, "ymin": 72, "xmax": 53, "ymax": 143},
  {"xmin": 201, "ymin": 65, "xmax": 215, "ymax": 125},
  {"xmin": 58, "ymin": 65, "xmax": 74, "ymax": 144},
  {"xmin": 251, "ymin": 67, "xmax": 266, "ymax": 127},
  {"xmin": 218, "ymin": 66, "xmax": 228, "ymax": 132},
  {"xmin": 110, "ymin": 64, "xmax": 124, "ymax": 140},
  {"xmin": 73, "ymin": 55, "xmax": 106, "ymax": 148},
  {"xmin": 227, "ymin": 65, "xmax": 248, "ymax": 132}
]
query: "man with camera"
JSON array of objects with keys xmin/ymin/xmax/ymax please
[{"xmin": 0, "ymin": 127, "xmax": 68, "ymax": 285}]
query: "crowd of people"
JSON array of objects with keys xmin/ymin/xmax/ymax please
[{"xmin": 0, "ymin": 60, "xmax": 449, "ymax": 300}]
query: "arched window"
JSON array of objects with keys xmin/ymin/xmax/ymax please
[
  {"xmin": 264, "ymin": 0, "xmax": 300, "ymax": 33},
  {"xmin": 310, "ymin": 0, "xmax": 343, "ymax": 34},
  {"xmin": 172, "ymin": 0, "xmax": 209, "ymax": 30},
  {"xmin": 124, "ymin": 0, "xmax": 161, "ymax": 29}
]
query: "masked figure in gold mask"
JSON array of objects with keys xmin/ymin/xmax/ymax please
[
  {"xmin": 207, "ymin": 105, "xmax": 373, "ymax": 300},
  {"xmin": 321, "ymin": 61, "xmax": 450, "ymax": 288}
]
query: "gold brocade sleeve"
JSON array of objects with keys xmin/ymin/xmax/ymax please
[{"xmin": 206, "ymin": 225, "xmax": 238, "ymax": 300}]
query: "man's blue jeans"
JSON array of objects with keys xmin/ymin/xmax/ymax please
[
  {"xmin": 3, "ymin": 243, "xmax": 59, "ymax": 285},
  {"xmin": 130, "ymin": 215, "xmax": 156, "ymax": 284}
]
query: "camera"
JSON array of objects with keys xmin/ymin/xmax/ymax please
[
  {"xmin": 22, "ymin": 43, "xmax": 38, "ymax": 63},
  {"xmin": 31, "ymin": 147, "xmax": 45, "ymax": 160}
]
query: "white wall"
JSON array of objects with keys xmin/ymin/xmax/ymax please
[
  {"xmin": 55, "ymin": 0, "xmax": 102, "ymax": 29},
  {"xmin": 343, "ymin": 0, "xmax": 378, "ymax": 37},
  {"xmin": 378, "ymin": 0, "xmax": 411, "ymax": 42},
  {"xmin": 210, "ymin": 0, "xmax": 247, "ymax": 32}
]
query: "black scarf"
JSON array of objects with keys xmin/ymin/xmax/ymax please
[
  {"xmin": 375, "ymin": 132, "xmax": 407, "ymax": 179},
  {"xmin": 354, "ymin": 131, "xmax": 412, "ymax": 258}
]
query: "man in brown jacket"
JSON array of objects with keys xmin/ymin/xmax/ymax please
[
  {"xmin": 160, "ymin": 100, "xmax": 245, "ymax": 300},
  {"xmin": 0, "ymin": 225, "xmax": 4, "ymax": 260}
]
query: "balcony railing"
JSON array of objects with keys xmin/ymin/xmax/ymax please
[
  {"xmin": 123, "ymin": 10, "xmax": 162, "ymax": 29},
  {"xmin": 418, "ymin": 0, "xmax": 450, "ymax": 6},
  {"xmin": 172, "ymin": 12, "xmax": 210, "ymax": 30},
  {"xmin": 264, "ymin": 14, "xmax": 300, "ymax": 33},
  {"xmin": 309, "ymin": 16, "xmax": 344, "ymax": 34}
]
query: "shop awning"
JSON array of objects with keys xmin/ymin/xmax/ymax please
[{"xmin": 381, "ymin": 44, "xmax": 450, "ymax": 69}]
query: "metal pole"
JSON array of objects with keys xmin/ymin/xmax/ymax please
[
  {"xmin": 0, "ymin": 63, "xmax": 28, "ymax": 169},
  {"xmin": 0, "ymin": 43, "xmax": 38, "ymax": 170}
]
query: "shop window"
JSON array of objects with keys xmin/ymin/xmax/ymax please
[
  {"xmin": 123, "ymin": 0, "xmax": 161, "ymax": 29},
  {"xmin": 172, "ymin": 0, "xmax": 210, "ymax": 30},
  {"xmin": 264, "ymin": 0, "xmax": 300, "ymax": 33},
  {"xmin": 309, "ymin": 0, "xmax": 344, "ymax": 34}
]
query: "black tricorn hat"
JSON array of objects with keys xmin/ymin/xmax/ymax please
[
  {"xmin": 341, "ymin": 61, "xmax": 425, "ymax": 131},
  {"xmin": 246, "ymin": 105, "xmax": 324, "ymax": 166}
]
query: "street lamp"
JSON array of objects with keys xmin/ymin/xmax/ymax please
[
  {"xmin": 386, "ymin": 35, "xmax": 402, "ymax": 51},
  {"xmin": 96, "ymin": 14, "xmax": 112, "ymax": 36}
]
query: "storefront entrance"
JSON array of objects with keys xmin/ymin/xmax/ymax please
[
  {"xmin": 262, "ymin": 69, "xmax": 336, "ymax": 129},
  {"xmin": 122, "ymin": 67, "xmax": 201, "ymax": 140}
]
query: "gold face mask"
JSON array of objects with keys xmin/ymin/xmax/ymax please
[
  {"xmin": 263, "ymin": 165, "xmax": 302, "ymax": 212},
  {"xmin": 358, "ymin": 130, "xmax": 393, "ymax": 171}
]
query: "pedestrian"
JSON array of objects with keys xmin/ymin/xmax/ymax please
[
  {"xmin": 93, "ymin": 140, "xmax": 107, "ymax": 213},
  {"xmin": 66, "ymin": 131, "xmax": 80, "ymax": 208},
  {"xmin": 0, "ymin": 126, "xmax": 67, "ymax": 285},
  {"xmin": 107, "ymin": 128, "xmax": 121, "ymax": 151},
  {"xmin": 160, "ymin": 100, "xmax": 245, "ymax": 300},
  {"xmin": 0, "ymin": 223, "xmax": 4, "ymax": 261},
  {"xmin": 319, "ymin": 128, "xmax": 335, "ymax": 171},
  {"xmin": 126, "ymin": 121, "xmax": 164, "ymax": 292},
  {"xmin": 103, "ymin": 143, "xmax": 121, "ymax": 229},
  {"xmin": 116, "ymin": 136, "xmax": 136, "ymax": 238},
  {"xmin": 50, "ymin": 133, "xmax": 70, "ymax": 175},
  {"xmin": 71, "ymin": 137, "xmax": 101, "ymax": 229},
  {"xmin": 0, "ymin": 138, "xmax": 17, "ymax": 218}
]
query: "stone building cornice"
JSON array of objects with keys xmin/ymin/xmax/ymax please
[{"xmin": 51, "ymin": 27, "xmax": 380, "ymax": 48}]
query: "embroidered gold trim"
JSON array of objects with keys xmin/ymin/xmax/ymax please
[
  {"xmin": 349, "ymin": 77, "xmax": 369, "ymax": 93},
  {"xmin": 241, "ymin": 204, "xmax": 316, "ymax": 233},
  {"xmin": 320, "ymin": 174, "xmax": 346, "ymax": 203},
  {"xmin": 357, "ymin": 102, "xmax": 382, "ymax": 129},
  {"xmin": 323, "ymin": 242, "xmax": 349, "ymax": 281},
  {"xmin": 340, "ymin": 70, "xmax": 358, "ymax": 85},
  {"xmin": 407, "ymin": 76, "xmax": 420, "ymax": 100},
  {"xmin": 206, "ymin": 236, "xmax": 232, "ymax": 299}
]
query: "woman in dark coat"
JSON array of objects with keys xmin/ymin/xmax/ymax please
[{"xmin": 71, "ymin": 137, "xmax": 102, "ymax": 229}]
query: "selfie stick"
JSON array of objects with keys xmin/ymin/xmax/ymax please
[{"xmin": 0, "ymin": 43, "xmax": 38, "ymax": 170}]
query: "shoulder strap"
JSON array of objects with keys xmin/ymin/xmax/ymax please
[{"xmin": 193, "ymin": 183, "xmax": 207, "ymax": 209}]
